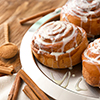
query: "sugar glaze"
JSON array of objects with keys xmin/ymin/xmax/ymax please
[{"xmin": 32, "ymin": 21, "xmax": 85, "ymax": 68}]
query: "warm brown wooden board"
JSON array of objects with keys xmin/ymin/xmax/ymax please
[{"xmin": 0, "ymin": 0, "xmax": 68, "ymax": 48}]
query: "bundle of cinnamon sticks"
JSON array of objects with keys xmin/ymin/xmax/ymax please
[{"xmin": 8, "ymin": 69, "xmax": 49, "ymax": 100}]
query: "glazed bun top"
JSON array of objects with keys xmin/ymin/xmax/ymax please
[
  {"xmin": 32, "ymin": 21, "xmax": 87, "ymax": 60},
  {"xmin": 83, "ymin": 38, "xmax": 100, "ymax": 65},
  {"xmin": 62, "ymin": 0, "xmax": 100, "ymax": 22}
]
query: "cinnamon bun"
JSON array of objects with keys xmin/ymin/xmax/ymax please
[
  {"xmin": 82, "ymin": 38, "xmax": 100, "ymax": 87},
  {"xmin": 60, "ymin": 0, "xmax": 100, "ymax": 37},
  {"xmin": 31, "ymin": 21, "xmax": 88, "ymax": 69}
]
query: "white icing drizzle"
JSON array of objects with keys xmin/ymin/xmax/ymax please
[
  {"xmin": 61, "ymin": 0, "xmax": 100, "ymax": 36},
  {"xmin": 72, "ymin": 74, "xmax": 75, "ymax": 77},
  {"xmin": 75, "ymin": 78, "xmax": 87, "ymax": 91},
  {"xmin": 35, "ymin": 21, "xmax": 74, "ymax": 46},
  {"xmin": 51, "ymin": 47, "xmax": 75, "ymax": 61},
  {"xmin": 62, "ymin": 0, "xmax": 100, "ymax": 22},
  {"xmin": 66, "ymin": 47, "xmax": 74, "ymax": 53},
  {"xmin": 51, "ymin": 72, "xmax": 67, "ymax": 85},
  {"xmin": 51, "ymin": 52, "xmax": 64, "ymax": 61},
  {"xmin": 69, "ymin": 66, "xmax": 73, "ymax": 70},
  {"xmin": 33, "ymin": 21, "xmax": 85, "ymax": 68},
  {"xmin": 83, "ymin": 39, "xmax": 100, "ymax": 64},
  {"xmin": 51, "ymin": 71, "xmax": 71, "ymax": 88},
  {"xmin": 69, "ymin": 53, "xmax": 73, "ymax": 69},
  {"xmin": 63, "ymin": 71, "xmax": 71, "ymax": 88},
  {"xmin": 51, "ymin": 72, "xmax": 88, "ymax": 91}
]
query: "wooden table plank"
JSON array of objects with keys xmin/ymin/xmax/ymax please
[{"xmin": 0, "ymin": 0, "xmax": 68, "ymax": 47}]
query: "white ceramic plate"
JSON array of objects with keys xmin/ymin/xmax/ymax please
[{"xmin": 20, "ymin": 10, "xmax": 100, "ymax": 100}]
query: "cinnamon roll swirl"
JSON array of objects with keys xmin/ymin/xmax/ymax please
[
  {"xmin": 31, "ymin": 21, "xmax": 88, "ymax": 69},
  {"xmin": 60, "ymin": 0, "xmax": 100, "ymax": 37},
  {"xmin": 82, "ymin": 38, "xmax": 100, "ymax": 87}
]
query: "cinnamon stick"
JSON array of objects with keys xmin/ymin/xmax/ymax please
[
  {"xmin": 18, "ymin": 69, "xmax": 49, "ymax": 100},
  {"xmin": 23, "ymin": 85, "xmax": 39, "ymax": 100},
  {"xmin": 4, "ymin": 23, "xmax": 9, "ymax": 43},
  {"xmin": 20, "ymin": 8, "xmax": 55, "ymax": 24},
  {"xmin": 8, "ymin": 73, "xmax": 22, "ymax": 100},
  {"xmin": 0, "ymin": 65, "xmax": 14, "ymax": 75}
]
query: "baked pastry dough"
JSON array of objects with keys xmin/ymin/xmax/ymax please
[
  {"xmin": 82, "ymin": 38, "xmax": 100, "ymax": 87},
  {"xmin": 60, "ymin": 0, "xmax": 100, "ymax": 37},
  {"xmin": 31, "ymin": 21, "xmax": 88, "ymax": 69}
]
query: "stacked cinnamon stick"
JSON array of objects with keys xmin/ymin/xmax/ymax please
[
  {"xmin": 0, "ymin": 65, "xmax": 14, "ymax": 75},
  {"xmin": 23, "ymin": 85, "xmax": 39, "ymax": 100},
  {"xmin": 8, "ymin": 73, "xmax": 21, "ymax": 100},
  {"xmin": 8, "ymin": 69, "xmax": 49, "ymax": 100},
  {"xmin": 0, "ymin": 23, "xmax": 21, "ymax": 76}
]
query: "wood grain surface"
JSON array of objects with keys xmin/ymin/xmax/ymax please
[{"xmin": 0, "ymin": 0, "xmax": 68, "ymax": 48}]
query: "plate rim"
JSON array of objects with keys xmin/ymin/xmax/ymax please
[{"xmin": 20, "ymin": 11, "xmax": 100, "ymax": 100}]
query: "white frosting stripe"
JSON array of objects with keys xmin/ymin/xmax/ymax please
[
  {"xmin": 32, "ymin": 21, "xmax": 84, "ymax": 61},
  {"xmin": 83, "ymin": 39, "xmax": 100, "ymax": 64},
  {"xmin": 62, "ymin": 0, "xmax": 100, "ymax": 22}
]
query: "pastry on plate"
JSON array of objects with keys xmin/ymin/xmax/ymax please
[
  {"xmin": 31, "ymin": 21, "xmax": 88, "ymax": 69},
  {"xmin": 60, "ymin": 0, "xmax": 100, "ymax": 37},
  {"xmin": 82, "ymin": 38, "xmax": 100, "ymax": 87}
]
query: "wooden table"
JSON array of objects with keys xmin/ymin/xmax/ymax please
[
  {"xmin": 0, "ymin": 0, "xmax": 68, "ymax": 99},
  {"xmin": 0, "ymin": 0, "xmax": 68, "ymax": 48}
]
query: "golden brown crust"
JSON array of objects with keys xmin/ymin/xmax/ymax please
[
  {"xmin": 82, "ymin": 54, "xmax": 100, "ymax": 87},
  {"xmin": 82, "ymin": 38, "xmax": 100, "ymax": 87},
  {"xmin": 31, "ymin": 21, "xmax": 88, "ymax": 69},
  {"xmin": 61, "ymin": 13, "xmax": 100, "ymax": 37}
]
